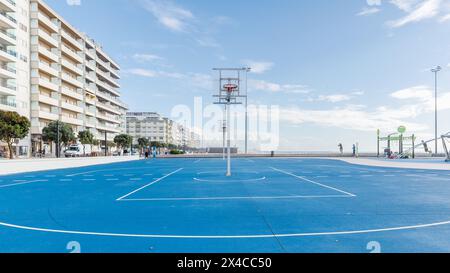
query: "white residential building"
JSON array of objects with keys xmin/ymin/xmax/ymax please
[
  {"xmin": 0, "ymin": 0, "xmax": 127, "ymax": 158},
  {"xmin": 29, "ymin": 0, "xmax": 127, "ymax": 155},
  {"xmin": 126, "ymin": 112, "xmax": 199, "ymax": 148},
  {"xmin": 0, "ymin": 0, "xmax": 31, "ymax": 157}
]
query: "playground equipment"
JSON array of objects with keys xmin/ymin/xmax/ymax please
[{"xmin": 377, "ymin": 127, "xmax": 416, "ymax": 159}]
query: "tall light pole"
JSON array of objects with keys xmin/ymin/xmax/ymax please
[{"xmin": 431, "ymin": 66, "xmax": 441, "ymax": 156}]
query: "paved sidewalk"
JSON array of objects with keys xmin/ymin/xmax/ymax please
[
  {"xmin": 340, "ymin": 157, "xmax": 450, "ymax": 170},
  {"xmin": 0, "ymin": 156, "xmax": 140, "ymax": 176}
]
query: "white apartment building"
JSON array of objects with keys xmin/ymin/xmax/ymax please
[
  {"xmin": 126, "ymin": 112, "xmax": 199, "ymax": 148},
  {"xmin": 29, "ymin": 0, "xmax": 127, "ymax": 155},
  {"xmin": 0, "ymin": 0, "xmax": 31, "ymax": 157},
  {"xmin": 0, "ymin": 0, "xmax": 127, "ymax": 158}
]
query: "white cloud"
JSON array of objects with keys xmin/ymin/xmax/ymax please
[
  {"xmin": 280, "ymin": 106, "xmax": 428, "ymax": 132},
  {"xmin": 439, "ymin": 13, "xmax": 450, "ymax": 21},
  {"xmin": 316, "ymin": 94, "xmax": 352, "ymax": 103},
  {"xmin": 390, "ymin": 0, "xmax": 421, "ymax": 12},
  {"xmin": 141, "ymin": 0, "xmax": 194, "ymax": 32},
  {"xmin": 249, "ymin": 80, "xmax": 310, "ymax": 94},
  {"xmin": 132, "ymin": 53, "xmax": 164, "ymax": 62},
  {"xmin": 357, "ymin": 7, "xmax": 381, "ymax": 16},
  {"xmin": 66, "ymin": 0, "xmax": 81, "ymax": 6},
  {"xmin": 390, "ymin": 85, "xmax": 432, "ymax": 100},
  {"xmin": 278, "ymin": 85, "xmax": 450, "ymax": 133},
  {"xmin": 126, "ymin": 68, "xmax": 185, "ymax": 79},
  {"xmin": 242, "ymin": 60, "xmax": 274, "ymax": 74},
  {"xmin": 387, "ymin": 0, "xmax": 442, "ymax": 27}
]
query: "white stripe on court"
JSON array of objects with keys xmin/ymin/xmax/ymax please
[
  {"xmin": 116, "ymin": 168, "xmax": 183, "ymax": 201},
  {"xmin": 0, "ymin": 180, "xmax": 48, "ymax": 189},
  {"xmin": 193, "ymin": 177, "xmax": 266, "ymax": 183},
  {"xmin": 271, "ymin": 167, "xmax": 356, "ymax": 197},
  {"xmin": 0, "ymin": 218, "xmax": 449, "ymax": 239},
  {"xmin": 66, "ymin": 167, "xmax": 154, "ymax": 177},
  {"xmin": 120, "ymin": 195, "xmax": 352, "ymax": 202}
]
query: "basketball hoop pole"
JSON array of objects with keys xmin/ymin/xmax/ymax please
[
  {"xmin": 226, "ymin": 102, "xmax": 231, "ymax": 176},
  {"xmin": 213, "ymin": 68, "xmax": 246, "ymax": 177}
]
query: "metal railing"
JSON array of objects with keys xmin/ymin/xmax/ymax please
[
  {"xmin": 0, "ymin": 97, "xmax": 16, "ymax": 107},
  {"xmin": 0, "ymin": 10, "xmax": 16, "ymax": 24}
]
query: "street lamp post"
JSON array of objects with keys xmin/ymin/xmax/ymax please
[{"xmin": 431, "ymin": 66, "xmax": 441, "ymax": 156}]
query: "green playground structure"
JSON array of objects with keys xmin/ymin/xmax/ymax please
[{"xmin": 377, "ymin": 127, "xmax": 416, "ymax": 159}]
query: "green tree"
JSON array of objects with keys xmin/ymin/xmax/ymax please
[
  {"xmin": 0, "ymin": 111, "xmax": 30, "ymax": 159},
  {"xmin": 137, "ymin": 137, "xmax": 150, "ymax": 153},
  {"xmin": 78, "ymin": 130, "xmax": 95, "ymax": 156},
  {"xmin": 113, "ymin": 134, "xmax": 133, "ymax": 153},
  {"xmin": 42, "ymin": 121, "xmax": 76, "ymax": 157}
]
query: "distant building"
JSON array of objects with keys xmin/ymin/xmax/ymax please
[{"xmin": 126, "ymin": 112, "xmax": 199, "ymax": 148}]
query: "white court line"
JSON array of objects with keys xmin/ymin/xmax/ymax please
[
  {"xmin": 116, "ymin": 168, "xmax": 183, "ymax": 201},
  {"xmin": 0, "ymin": 218, "xmax": 449, "ymax": 239},
  {"xmin": 0, "ymin": 180, "xmax": 48, "ymax": 188},
  {"xmin": 66, "ymin": 167, "xmax": 153, "ymax": 177},
  {"xmin": 122, "ymin": 195, "xmax": 353, "ymax": 202},
  {"xmin": 271, "ymin": 167, "xmax": 356, "ymax": 197},
  {"xmin": 193, "ymin": 177, "xmax": 267, "ymax": 183}
]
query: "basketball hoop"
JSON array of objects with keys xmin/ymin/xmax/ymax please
[{"xmin": 223, "ymin": 83, "xmax": 238, "ymax": 93}]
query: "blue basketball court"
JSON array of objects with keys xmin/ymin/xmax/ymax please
[{"xmin": 0, "ymin": 157, "xmax": 450, "ymax": 253}]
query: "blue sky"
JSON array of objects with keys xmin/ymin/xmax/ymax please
[{"xmin": 48, "ymin": 0, "xmax": 450, "ymax": 152}]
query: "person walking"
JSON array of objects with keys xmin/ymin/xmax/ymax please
[
  {"xmin": 338, "ymin": 143, "xmax": 343, "ymax": 156},
  {"xmin": 352, "ymin": 144, "xmax": 356, "ymax": 157}
]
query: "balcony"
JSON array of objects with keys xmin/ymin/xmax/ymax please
[
  {"xmin": 61, "ymin": 58, "xmax": 83, "ymax": 76},
  {"xmin": 61, "ymin": 86, "xmax": 83, "ymax": 101},
  {"xmin": 85, "ymin": 82, "xmax": 97, "ymax": 94},
  {"xmin": 37, "ymin": 46, "xmax": 59, "ymax": 63},
  {"xmin": 0, "ymin": 28, "xmax": 15, "ymax": 45},
  {"xmin": 85, "ymin": 71, "xmax": 96, "ymax": 82},
  {"xmin": 37, "ymin": 12, "xmax": 58, "ymax": 33},
  {"xmin": 38, "ymin": 110, "xmax": 59, "ymax": 121},
  {"xmin": 0, "ymin": 0, "xmax": 16, "ymax": 12},
  {"xmin": 97, "ymin": 112, "xmax": 121, "ymax": 124},
  {"xmin": 37, "ymin": 29, "xmax": 59, "ymax": 48},
  {"xmin": 0, "ymin": 97, "xmax": 16, "ymax": 110},
  {"xmin": 0, "ymin": 10, "xmax": 16, "ymax": 29},
  {"xmin": 97, "ymin": 69, "xmax": 120, "ymax": 88},
  {"xmin": 85, "ymin": 48, "xmax": 96, "ymax": 60},
  {"xmin": 35, "ymin": 93, "xmax": 59, "ymax": 107},
  {"xmin": 0, "ymin": 45, "xmax": 16, "ymax": 62},
  {"xmin": 85, "ymin": 59, "xmax": 96, "ymax": 71},
  {"xmin": 61, "ymin": 115, "xmax": 83, "ymax": 126},
  {"xmin": 96, "ymin": 101, "xmax": 121, "ymax": 115},
  {"xmin": 61, "ymin": 73, "xmax": 83, "ymax": 88},
  {"xmin": 36, "ymin": 77, "xmax": 59, "ymax": 92},
  {"xmin": 96, "ymin": 122, "xmax": 121, "ymax": 134},
  {"xmin": 61, "ymin": 101, "xmax": 83, "ymax": 114},
  {"xmin": 61, "ymin": 44, "xmax": 83, "ymax": 64},
  {"xmin": 86, "ymin": 118, "xmax": 97, "ymax": 128},
  {"xmin": 0, "ymin": 64, "xmax": 15, "ymax": 79},
  {"xmin": 85, "ymin": 106, "xmax": 97, "ymax": 116},
  {"xmin": 96, "ymin": 78, "xmax": 120, "ymax": 96},
  {"xmin": 38, "ymin": 62, "xmax": 59, "ymax": 77},
  {"xmin": 96, "ymin": 91, "xmax": 122, "ymax": 107},
  {"xmin": 0, "ymin": 83, "xmax": 15, "ymax": 96},
  {"xmin": 61, "ymin": 30, "xmax": 83, "ymax": 51}
]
